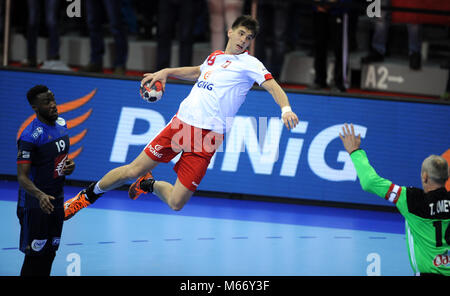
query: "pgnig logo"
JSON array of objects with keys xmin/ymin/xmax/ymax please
[{"xmin": 197, "ymin": 81, "xmax": 214, "ymax": 91}]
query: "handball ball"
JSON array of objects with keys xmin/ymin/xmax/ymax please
[{"xmin": 140, "ymin": 81, "xmax": 163, "ymax": 103}]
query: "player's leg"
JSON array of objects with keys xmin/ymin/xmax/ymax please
[
  {"xmin": 129, "ymin": 174, "xmax": 194, "ymax": 211},
  {"xmin": 208, "ymin": 0, "xmax": 225, "ymax": 51},
  {"xmin": 64, "ymin": 150, "xmax": 160, "ymax": 220},
  {"xmin": 96, "ymin": 150, "xmax": 160, "ymax": 192},
  {"xmin": 224, "ymin": 0, "xmax": 243, "ymax": 31},
  {"xmin": 20, "ymin": 251, "xmax": 56, "ymax": 276},
  {"xmin": 128, "ymin": 117, "xmax": 221, "ymax": 210},
  {"xmin": 148, "ymin": 150, "xmax": 212, "ymax": 211},
  {"xmin": 128, "ymin": 152, "xmax": 204, "ymax": 211},
  {"xmin": 152, "ymin": 178, "xmax": 194, "ymax": 211},
  {"xmin": 20, "ymin": 254, "xmax": 34, "ymax": 276},
  {"xmin": 19, "ymin": 207, "xmax": 57, "ymax": 276}
]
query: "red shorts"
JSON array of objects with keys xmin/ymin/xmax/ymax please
[{"xmin": 144, "ymin": 115, "xmax": 223, "ymax": 191}]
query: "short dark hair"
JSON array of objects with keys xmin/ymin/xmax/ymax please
[
  {"xmin": 231, "ymin": 15, "xmax": 259, "ymax": 38},
  {"xmin": 27, "ymin": 85, "xmax": 49, "ymax": 105}
]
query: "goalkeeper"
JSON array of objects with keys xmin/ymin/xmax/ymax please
[{"xmin": 340, "ymin": 123, "xmax": 449, "ymax": 276}]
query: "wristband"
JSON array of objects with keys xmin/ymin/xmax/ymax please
[
  {"xmin": 281, "ymin": 106, "xmax": 292, "ymax": 116},
  {"xmin": 349, "ymin": 148, "xmax": 362, "ymax": 155}
]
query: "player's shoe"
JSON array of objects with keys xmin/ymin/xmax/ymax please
[
  {"xmin": 129, "ymin": 171, "xmax": 155, "ymax": 200},
  {"xmin": 64, "ymin": 189, "xmax": 91, "ymax": 220}
]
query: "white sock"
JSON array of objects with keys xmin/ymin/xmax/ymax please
[{"xmin": 93, "ymin": 182, "xmax": 106, "ymax": 195}]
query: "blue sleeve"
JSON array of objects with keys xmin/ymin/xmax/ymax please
[{"xmin": 17, "ymin": 128, "xmax": 37, "ymax": 163}]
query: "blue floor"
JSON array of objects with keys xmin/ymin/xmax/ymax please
[{"xmin": 0, "ymin": 180, "xmax": 413, "ymax": 276}]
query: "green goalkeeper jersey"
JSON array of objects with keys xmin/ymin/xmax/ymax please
[{"xmin": 350, "ymin": 149, "xmax": 450, "ymax": 275}]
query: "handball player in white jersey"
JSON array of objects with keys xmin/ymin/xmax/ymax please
[{"xmin": 64, "ymin": 15, "xmax": 299, "ymax": 219}]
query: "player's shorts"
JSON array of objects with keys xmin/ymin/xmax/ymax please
[
  {"xmin": 17, "ymin": 198, "xmax": 64, "ymax": 255},
  {"xmin": 144, "ymin": 115, "xmax": 223, "ymax": 191}
]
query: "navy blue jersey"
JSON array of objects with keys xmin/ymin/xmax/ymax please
[{"xmin": 17, "ymin": 117, "xmax": 70, "ymax": 208}]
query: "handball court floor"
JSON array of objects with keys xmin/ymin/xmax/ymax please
[{"xmin": 0, "ymin": 179, "xmax": 413, "ymax": 276}]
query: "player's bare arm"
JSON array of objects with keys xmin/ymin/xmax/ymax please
[
  {"xmin": 339, "ymin": 123, "xmax": 361, "ymax": 154},
  {"xmin": 17, "ymin": 162, "xmax": 55, "ymax": 214},
  {"xmin": 141, "ymin": 66, "xmax": 202, "ymax": 91},
  {"xmin": 261, "ymin": 78, "xmax": 299, "ymax": 130}
]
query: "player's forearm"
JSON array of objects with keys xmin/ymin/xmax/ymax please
[
  {"xmin": 272, "ymin": 87, "xmax": 290, "ymax": 110},
  {"xmin": 262, "ymin": 79, "xmax": 290, "ymax": 109},
  {"xmin": 350, "ymin": 149, "xmax": 393, "ymax": 198},
  {"xmin": 17, "ymin": 174, "xmax": 46, "ymax": 201},
  {"xmin": 164, "ymin": 66, "xmax": 201, "ymax": 81}
]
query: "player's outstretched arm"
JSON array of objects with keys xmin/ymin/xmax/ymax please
[
  {"xmin": 339, "ymin": 123, "xmax": 399, "ymax": 201},
  {"xmin": 261, "ymin": 79, "xmax": 299, "ymax": 130},
  {"xmin": 141, "ymin": 66, "xmax": 201, "ymax": 91},
  {"xmin": 339, "ymin": 123, "xmax": 361, "ymax": 154}
]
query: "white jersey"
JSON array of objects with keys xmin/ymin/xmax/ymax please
[{"xmin": 176, "ymin": 50, "xmax": 273, "ymax": 133}]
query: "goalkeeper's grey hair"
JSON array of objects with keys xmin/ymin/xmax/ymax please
[{"xmin": 422, "ymin": 155, "xmax": 449, "ymax": 185}]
